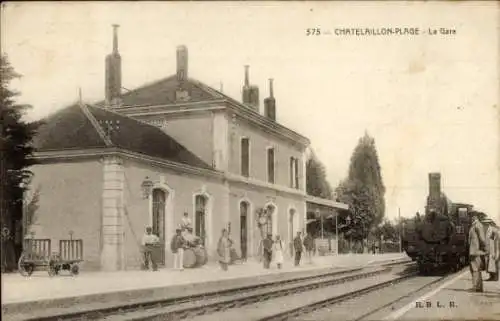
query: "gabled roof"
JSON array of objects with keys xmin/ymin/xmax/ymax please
[
  {"xmin": 96, "ymin": 75, "xmax": 224, "ymax": 108},
  {"xmin": 96, "ymin": 75, "xmax": 310, "ymax": 146},
  {"xmin": 34, "ymin": 104, "xmax": 212, "ymax": 170}
]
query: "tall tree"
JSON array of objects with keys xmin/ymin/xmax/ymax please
[
  {"xmin": 335, "ymin": 179, "xmax": 375, "ymax": 241},
  {"xmin": 306, "ymin": 150, "xmax": 333, "ymax": 199},
  {"xmin": 347, "ymin": 132, "xmax": 385, "ymax": 225},
  {"xmin": 335, "ymin": 132, "xmax": 386, "ymax": 249},
  {"xmin": 1, "ymin": 54, "xmax": 40, "ymax": 271}
]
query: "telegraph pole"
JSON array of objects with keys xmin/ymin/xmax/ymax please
[
  {"xmin": 398, "ymin": 207, "xmax": 402, "ymax": 253},
  {"xmin": 335, "ymin": 212, "xmax": 339, "ymax": 255}
]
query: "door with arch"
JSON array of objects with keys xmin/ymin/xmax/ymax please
[
  {"xmin": 240, "ymin": 202, "xmax": 249, "ymax": 260},
  {"xmin": 265, "ymin": 204, "xmax": 276, "ymax": 237},
  {"xmin": 289, "ymin": 208, "xmax": 296, "ymax": 255},
  {"xmin": 152, "ymin": 189, "xmax": 166, "ymax": 265},
  {"xmin": 195, "ymin": 195, "xmax": 208, "ymax": 246}
]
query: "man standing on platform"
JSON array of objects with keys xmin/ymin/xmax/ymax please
[
  {"xmin": 303, "ymin": 232, "xmax": 314, "ymax": 264},
  {"xmin": 142, "ymin": 226, "xmax": 160, "ymax": 271},
  {"xmin": 468, "ymin": 212, "xmax": 487, "ymax": 291},
  {"xmin": 293, "ymin": 231, "xmax": 303, "ymax": 266},
  {"xmin": 171, "ymin": 228, "xmax": 185, "ymax": 271},
  {"xmin": 262, "ymin": 234, "xmax": 273, "ymax": 269},
  {"xmin": 484, "ymin": 219, "xmax": 499, "ymax": 281}
]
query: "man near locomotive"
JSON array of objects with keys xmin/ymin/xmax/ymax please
[
  {"xmin": 484, "ymin": 219, "xmax": 499, "ymax": 281},
  {"xmin": 468, "ymin": 212, "xmax": 487, "ymax": 292}
]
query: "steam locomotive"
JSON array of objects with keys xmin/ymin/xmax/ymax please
[{"xmin": 402, "ymin": 173, "xmax": 479, "ymax": 274}]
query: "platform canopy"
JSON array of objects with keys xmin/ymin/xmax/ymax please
[{"xmin": 305, "ymin": 195, "xmax": 350, "ymax": 223}]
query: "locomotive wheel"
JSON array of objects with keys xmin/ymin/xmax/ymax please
[
  {"xmin": 18, "ymin": 254, "xmax": 34, "ymax": 277},
  {"xmin": 70, "ymin": 264, "xmax": 79, "ymax": 276}
]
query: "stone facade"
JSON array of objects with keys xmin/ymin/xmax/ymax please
[{"xmin": 28, "ymin": 29, "xmax": 345, "ymax": 270}]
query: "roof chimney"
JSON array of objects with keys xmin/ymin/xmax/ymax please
[
  {"xmin": 244, "ymin": 65, "xmax": 249, "ymax": 86},
  {"xmin": 264, "ymin": 78, "xmax": 276, "ymax": 121},
  {"xmin": 242, "ymin": 65, "xmax": 259, "ymax": 111},
  {"xmin": 177, "ymin": 45, "xmax": 188, "ymax": 83},
  {"xmin": 105, "ymin": 24, "xmax": 122, "ymax": 107}
]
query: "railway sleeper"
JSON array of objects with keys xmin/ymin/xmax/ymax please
[{"xmin": 50, "ymin": 267, "xmax": 404, "ymax": 321}]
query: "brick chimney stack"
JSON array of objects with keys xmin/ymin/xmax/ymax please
[
  {"xmin": 105, "ymin": 24, "xmax": 122, "ymax": 107},
  {"xmin": 176, "ymin": 45, "xmax": 188, "ymax": 83},
  {"xmin": 242, "ymin": 65, "xmax": 259, "ymax": 111},
  {"xmin": 175, "ymin": 45, "xmax": 190, "ymax": 101},
  {"xmin": 264, "ymin": 78, "xmax": 276, "ymax": 121}
]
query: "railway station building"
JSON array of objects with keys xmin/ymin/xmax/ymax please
[{"xmin": 28, "ymin": 26, "xmax": 348, "ymax": 271}]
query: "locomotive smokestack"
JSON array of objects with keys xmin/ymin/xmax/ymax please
[{"xmin": 428, "ymin": 172, "xmax": 442, "ymax": 201}]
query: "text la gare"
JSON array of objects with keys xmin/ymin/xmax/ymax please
[{"xmin": 428, "ymin": 28, "xmax": 456, "ymax": 35}]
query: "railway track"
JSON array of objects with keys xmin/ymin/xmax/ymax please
[
  {"xmin": 189, "ymin": 267, "xmax": 459, "ymax": 321},
  {"xmin": 11, "ymin": 260, "xmax": 412, "ymax": 321},
  {"xmin": 268, "ymin": 272, "xmax": 452, "ymax": 321}
]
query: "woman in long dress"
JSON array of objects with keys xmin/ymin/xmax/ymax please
[
  {"xmin": 274, "ymin": 235, "xmax": 284, "ymax": 269},
  {"xmin": 217, "ymin": 229, "xmax": 231, "ymax": 271}
]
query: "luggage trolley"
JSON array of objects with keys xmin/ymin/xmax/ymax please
[{"xmin": 18, "ymin": 234, "xmax": 83, "ymax": 277}]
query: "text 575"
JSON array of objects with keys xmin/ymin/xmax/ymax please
[{"xmin": 306, "ymin": 28, "xmax": 321, "ymax": 36}]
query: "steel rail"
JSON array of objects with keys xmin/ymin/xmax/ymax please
[
  {"xmin": 351, "ymin": 273, "xmax": 450, "ymax": 321},
  {"xmin": 13, "ymin": 268, "xmax": 353, "ymax": 321},
  {"xmin": 10, "ymin": 260, "xmax": 410, "ymax": 321},
  {"xmin": 259, "ymin": 271, "xmax": 420, "ymax": 321},
  {"xmin": 27, "ymin": 261, "xmax": 411, "ymax": 321},
  {"xmin": 127, "ymin": 267, "xmax": 404, "ymax": 321}
]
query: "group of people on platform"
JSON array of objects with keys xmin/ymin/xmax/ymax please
[
  {"xmin": 142, "ymin": 212, "xmax": 196, "ymax": 271},
  {"xmin": 142, "ymin": 211, "xmax": 320, "ymax": 272},
  {"xmin": 217, "ymin": 230, "xmax": 316, "ymax": 271},
  {"xmin": 468, "ymin": 212, "xmax": 500, "ymax": 292}
]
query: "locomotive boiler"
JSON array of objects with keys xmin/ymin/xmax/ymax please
[{"xmin": 403, "ymin": 173, "xmax": 474, "ymax": 274}]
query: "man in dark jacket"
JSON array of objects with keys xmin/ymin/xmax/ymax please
[
  {"xmin": 293, "ymin": 231, "xmax": 303, "ymax": 266},
  {"xmin": 303, "ymin": 232, "xmax": 314, "ymax": 264},
  {"xmin": 262, "ymin": 234, "xmax": 273, "ymax": 269},
  {"xmin": 171, "ymin": 228, "xmax": 185, "ymax": 270}
]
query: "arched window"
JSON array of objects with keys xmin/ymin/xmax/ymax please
[
  {"xmin": 288, "ymin": 208, "xmax": 296, "ymax": 254},
  {"xmin": 195, "ymin": 195, "xmax": 207, "ymax": 245},
  {"xmin": 152, "ymin": 189, "xmax": 166, "ymax": 265},
  {"xmin": 289, "ymin": 208, "xmax": 295, "ymax": 238},
  {"xmin": 265, "ymin": 205, "xmax": 275, "ymax": 236},
  {"xmin": 240, "ymin": 202, "xmax": 249, "ymax": 259}
]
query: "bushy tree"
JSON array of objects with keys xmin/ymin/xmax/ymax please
[
  {"xmin": 306, "ymin": 150, "xmax": 333, "ymax": 199},
  {"xmin": 335, "ymin": 132, "xmax": 386, "ymax": 250},
  {"xmin": 372, "ymin": 219, "xmax": 398, "ymax": 242},
  {"xmin": 1, "ymin": 54, "xmax": 41, "ymax": 271},
  {"xmin": 335, "ymin": 179, "xmax": 375, "ymax": 241},
  {"xmin": 347, "ymin": 132, "xmax": 385, "ymax": 225}
]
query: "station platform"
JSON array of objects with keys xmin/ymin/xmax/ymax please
[
  {"xmin": 1, "ymin": 253, "xmax": 406, "ymax": 311},
  {"xmin": 387, "ymin": 270, "xmax": 500, "ymax": 321}
]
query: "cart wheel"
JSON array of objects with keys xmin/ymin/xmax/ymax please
[
  {"xmin": 18, "ymin": 254, "xmax": 34, "ymax": 277},
  {"xmin": 71, "ymin": 264, "xmax": 79, "ymax": 276}
]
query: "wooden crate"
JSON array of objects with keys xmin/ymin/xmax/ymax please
[{"xmin": 59, "ymin": 239, "xmax": 83, "ymax": 261}]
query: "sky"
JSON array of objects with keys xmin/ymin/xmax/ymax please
[{"xmin": 2, "ymin": 1, "xmax": 499, "ymax": 222}]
